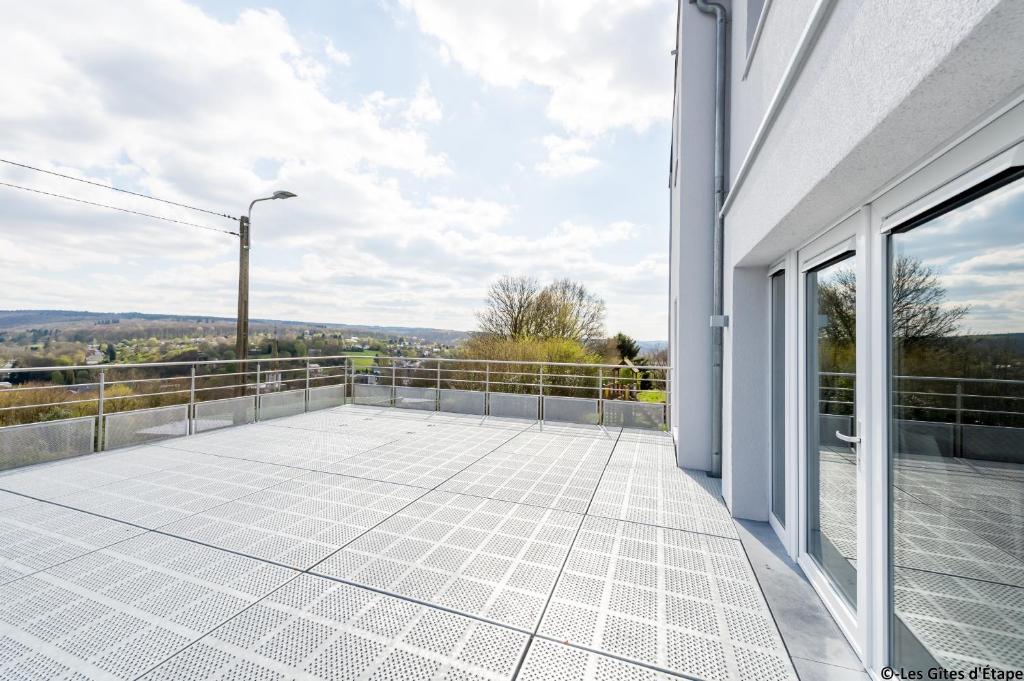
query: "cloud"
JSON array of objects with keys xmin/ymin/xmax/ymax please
[
  {"xmin": 400, "ymin": 0, "xmax": 675, "ymax": 136},
  {"xmin": 0, "ymin": 0, "xmax": 668, "ymax": 338},
  {"xmin": 536, "ymin": 135, "xmax": 600, "ymax": 177},
  {"xmin": 324, "ymin": 39, "xmax": 352, "ymax": 66}
]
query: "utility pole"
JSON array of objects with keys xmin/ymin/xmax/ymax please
[
  {"xmin": 233, "ymin": 191, "xmax": 297, "ymax": 372},
  {"xmin": 235, "ymin": 215, "xmax": 251, "ymax": 364}
]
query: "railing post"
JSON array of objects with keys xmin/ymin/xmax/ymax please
[
  {"xmin": 392, "ymin": 360, "xmax": 397, "ymax": 406},
  {"xmin": 598, "ymin": 367, "xmax": 603, "ymax": 426},
  {"xmin": 955, "ymin": 381, "xmax": 963, "ymax": 458},
  {"xmin": 255, "ymin": 361, "xmax": 262, "ymax": 421},
  {"xmin": 189, "ymin": 364, "xmax": 196, "ymax": 435},
  {"xmin": 666, "ymin": 368, "xmax": 671, "ymax": 430},
  {"xmin": 436, "ymin": 359, "xmax": 442, "ymax": 412},
  {"xmin": 96, "ymin": 369, "xmax": 105, "ymax": 451},
  {"xmin": 539, "ymin": 365, "xmax": 544, "ymax": 422},
  {"xmin": 485, "ymin": 363, "xmax": 490, "ymax": 416},
  {"xmin": 305, "ymin": 358, "xmax": 311, "ymax": 412}
]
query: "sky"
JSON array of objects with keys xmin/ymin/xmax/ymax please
[
  {"xmin": 895, "ymin": 177, "xmax": 1024, "ymax": 336},
  {"xmin": 0, "ymin": 0, "xmax": 675, "ymax": 339}
]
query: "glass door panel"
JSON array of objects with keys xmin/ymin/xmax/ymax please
[
  {"xmin": 807, "ymin": 252, "xmax": 859, "ymax": 608},
  {"xmin": 889, "ymin": 172, "xmax": 1024, "ymax": 672}
]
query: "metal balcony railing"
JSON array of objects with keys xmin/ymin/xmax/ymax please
[
  {"xmin": 0, "ymin": 355, "xmax": 670, "ymax": 472},
  {"xmin": 818, "ymin": 371, "xmax": 1024, "ymax": 460}
]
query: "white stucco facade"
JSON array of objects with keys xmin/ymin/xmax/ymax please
[{"xmin": 670, "ymin": 0, "xmax": 1024, "ymax": 674}]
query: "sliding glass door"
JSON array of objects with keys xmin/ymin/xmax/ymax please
[
  {"xmin": 888, "ymin": 170, "xmax": 1024, "ymax": 672},
  {"xmin": 806, "ymin": 247, "xmax": 860, "ymax": 610}
]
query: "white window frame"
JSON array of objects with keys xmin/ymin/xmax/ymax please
[
  {"xmin": 864, "ymin": 102, "xmax": 1024, "ymax": 673},
  {"xmin": 796, "ymin": 209, "xmax": 870, "ymax": 656},
  {"xmin": 767, "ymin": 255, "xmax": 799, "ymax": 557}
]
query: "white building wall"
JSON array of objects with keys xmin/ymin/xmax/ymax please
[
  {"xmin": 670, "ymin": 0, "xmax": 1024, "ymax": 494},
  {"xmin": 670, "ymin": 0, "xmax": 1024, "ymax": 670},
  {"xmin": 668, "ymin": 0, "xmax": 719, "ymax": 470}
]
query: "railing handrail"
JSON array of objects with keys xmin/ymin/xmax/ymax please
[
  {"xmin": 820, "ymin": 371, "xmax": 1024, "ymax": 386},
  {"xmin": 0, "ymin": 354, "xmax": 671, "ymax": 375}
]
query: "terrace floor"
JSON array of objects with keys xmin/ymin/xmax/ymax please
[{"xmin": 0, "ymin": 405, "xmax": 808, "ymax": 680}]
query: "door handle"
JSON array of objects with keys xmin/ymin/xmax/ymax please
[{"xmin": 835, "ymin": 431, "xmax": 861, "ymax": 444}]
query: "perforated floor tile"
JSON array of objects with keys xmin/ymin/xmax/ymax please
[
  {"xmin": 537, "ymin": 516, "xmax": 796, "ymax": 681},
  {"xmin": 142, "ymin": 574, "xmax": 529, "ymax": 681},
  {"xmin": 0, "ymin": 446, "xmax": 211, "ymax": 502},
  {"xmin": 894, "ymin": 567, "xmax": 1024, "ymax": 671},
  {"xmin": 160, "ymin": 472, "xmax": 427, "ymax": 569},
  {"xmin": 0, "ymin": 502, "xmax": 143, "ymax": 585},
  {"xmin": 0, "ymin": 408, "xmax": 808, "ymax": 679},
  {"xmin": 157, "ymin": 422, "xmax": 405, "ymax": 473},
  {"xmin": 526, "ymin": 423, "xmax": 621, "ymax": 440},
  {"xmin": 589, "ymin": 440, "xmax": 736, "ymax": 539},
  {"xmin": 313, "ymin": 490, "xmax": 582, "ymax": 631},
  {"xmin": 0, "ymin": 533, "xmax": 296, "ymax": 680},
  {"xmin": 0, "ymin": 490, "xmax": 34, "ymax": 511},
  {"xmin": 518, "ymin": 639, "xmax": 680, "ymax": 680},
  {"xmin": 49, "ymin": 454, "xmax": 303, "ymax": 529},
  {"xmin": 328, "ymin": 424, "xmax": 521, "ymax": 488},
  {"xmin": 438, "ymin": 432, "xmax": 613, "ymax": 513}
]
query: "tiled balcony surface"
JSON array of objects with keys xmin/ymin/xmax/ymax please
[{"xmin": 0, "ymin": 405, "xmax": 798, "ymax": 680}]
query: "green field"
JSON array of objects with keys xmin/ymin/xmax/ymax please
[
  {"xmin": 346, "ymin": 350, "xmax": 380, "ymax": 369},
  {"xmin": 637, "ymin": 390, "xmax": 667, "ymax": 404}
]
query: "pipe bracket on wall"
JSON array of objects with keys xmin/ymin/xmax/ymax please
[{"xmin": 709, "ymin": 315, "xmax": 730, "ymax": 328}]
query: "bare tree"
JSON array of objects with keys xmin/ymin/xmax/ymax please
[
  {"xmin": 819, "ymin": 256, "xmax": 969, "ymax": 345},
  {"xmin": 532, "ymin": 279, "xmax": 606, "ymax": 345},
  {"xmin": 476, "ymin": 276, "xmax": 540, "ymax": 339},
  {"xmin": 891, "ymin": 256, "xmax": 970, "ymax": 341},
  {"xmin": 475, "ymin": 276, "xmax": 606, "ymax": 345}
]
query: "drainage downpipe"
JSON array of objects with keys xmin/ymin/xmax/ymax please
[{"xmin": 693, "ymin": 0, "xmax": 728, "ymax": 478}]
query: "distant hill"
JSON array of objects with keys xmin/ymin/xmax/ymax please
[
  {"xmin": 0, "ymin": 309, "xmax": 470, "ymax": 344},
  {"xmin": 638, "ymin": 340, "xmax": 667, "ymax": 353}
]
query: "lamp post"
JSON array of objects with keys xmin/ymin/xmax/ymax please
[{"xmin": 235, "ymin": 191, "xmax": 297, "ymax": 366}]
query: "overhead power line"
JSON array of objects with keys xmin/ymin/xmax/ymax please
[
  {"xmin": 0, "ymin": 158, "xmax": 238, "ymax": 221},
  {"xmin": 0, "ymin": 181, "xmax": 239, "ymax": 236}
]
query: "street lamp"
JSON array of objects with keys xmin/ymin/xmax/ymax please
[{"xmin": 235, "ymin": 191, "xmax": 297, "ymax": 366}]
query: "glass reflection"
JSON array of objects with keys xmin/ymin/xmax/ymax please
[
  {"xmin": 890, "ymin": 173, "xmax": 1024, "ymax": 672},
  {"xmin": 807, "ymin": 252, "xmax": 858, "ymax": 608}
]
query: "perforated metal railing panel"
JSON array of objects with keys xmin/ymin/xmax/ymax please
[
  {"xmin": 105, "ymin": 405, "xmax": 189, "ymax": 450},
  {"xmin": 0, "ymin": 417, "xmax": 95, "ymax": 472},
  {"xmin": 542, "ymin": 396, "xmax": 600, "ymax": 425},
  {"xmin": 602, "ymin": 401, "xmax": 667, "ymax": 430},
  {"xmin": 440, "ymin": 388, "xmax": 487, "ymax": 415},
  {"xmin": 395, "ymin": 386, "xmax": 437, "ymax": 411},
  {"xmin": 258, "ymin": 389, "xmax": 306, "ymax": 421},
  {"xmin": 307, "ymin": 384, "xmax": 346, "ymax": 412},
  {"xmin": 489, "ymin": 392, "xmax": 540, "ymax": 420},
  {"xmin": 354, "ymin": 383, "xmax": 393, "ymax": 406},
  {"xmin": 193, "ymin": 396, "xmax": 255, "ymax": 433},
  {"xmin": 0, "ymin": 405, "xmax": 801, "ymax": 680}
]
